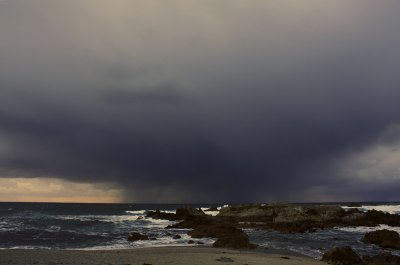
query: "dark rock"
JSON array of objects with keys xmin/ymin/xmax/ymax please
[
  {"xmin": 173, "ymin": 234, "xmax": 181, "ymax": 239},
  {"xmin": 362, "ymin": 229, "xmax": 400, "ymax": 250},
  {"xmin": 188, "ymin": 240, "xmax": 195, "ymax": 244},
  {"xmin": 147, "ymin": 207, "xmax": 206, "ymax": 221},
  {"xmin": 136, "ymin": 216, "xmax": 144, "ymax": 220},
  {"xmin": 127, "ymin": 232, "xmax": 149, "ymax": 241},
  {"xmin": 176, "ymin": 207, "xmax": 206, "ymax": 219},
  {"xmin": 322, "ymin": 246, "xmax": 362, "ymax": 265},
  {"xmin": 348, "ymin": 210, "xmax": 400, "ymax": 227},
  {"xmin": 188, "ymin": 223, "xmax": 240, "ymax": 239},
  {"xmin": 146, "ymin": 210, "xmax": 177, "ymax": 221},
  {"xmin": 205, "ymin": 207, "xmax": 219, "ymax": 211},
  {"xmin": 218, "ymin": 203, "xmax": 346, "ymax": 230},
  {"xmin": 171, "ymin": 213, "xmax": 257, "ymax": 250},
  {"xmin": 213, "ymin": 233, "xmax": 257, "ymax": 249},
  {"xmin": 166, "ymin": 214, "xmax": 214, "ymax": 229},
  {"xmin": 197, "ymin": 241, "xmax": 204, "ymax": 244},
  {"xmin": 362, "ymin": 252, "xmax": 400, "ymax": 265},
  {"xmin": 218, "ymin": 204, "xmax": 277, "ymax": 221},
  {"xmin": 188, "ymin": 224, "xmax": 257, "ymax": 249}
]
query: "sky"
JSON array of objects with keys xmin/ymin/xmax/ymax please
[{"xmin": 1, "ymin": 0, "xmax": 400, "ymax": 203}]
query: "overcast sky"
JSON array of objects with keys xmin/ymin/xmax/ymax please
[{"xmin": 1, "ymin": 0, "xmax": 400, "ymax": 203}]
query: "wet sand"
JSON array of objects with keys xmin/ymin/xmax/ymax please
[{"xmin": 0, "ymin": 246, "xmax": 328, "ymax": 265}]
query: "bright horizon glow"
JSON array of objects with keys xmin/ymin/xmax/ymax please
[{"xmin": 0, "ymin": 177, "xmax": 123, "ymax": 203}]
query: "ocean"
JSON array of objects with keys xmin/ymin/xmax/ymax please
[{"xmin": 0, "ymin": 202, "xmax": 399, "ymax": 259}]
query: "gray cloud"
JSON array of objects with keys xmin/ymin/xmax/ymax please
[{"xmin": 1, "ymin": 0, "xmax": 400, "ymax": 202}]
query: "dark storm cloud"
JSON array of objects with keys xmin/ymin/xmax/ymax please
[{"xmin": 1, "ymin": 0, "xmax": 400, "ymax": 202}]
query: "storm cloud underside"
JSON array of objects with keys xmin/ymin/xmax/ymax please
[{"xmin": 1, "ymin": 0, "xmax": 400, "ymax": 202}]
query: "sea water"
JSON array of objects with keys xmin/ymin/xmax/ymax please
[{"xmin": 0, "ymin": 202, "xmax": 399, "ymax": 259}]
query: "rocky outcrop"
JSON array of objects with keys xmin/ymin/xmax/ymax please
[
  {"xmin": 322, "ymin": 246, "xmax": 362, "ymax": 265},
  {"xmin": 146, "ymin": 207, "xmax": 206, "ymax": 221},
  {"xmin": 219, "ymin": 204, "xmax": 400, "ymax": 233},
  {"xmin": 149, "ymin": 205, "xmax": 400, "ymax": 234},
  {"xmin": 348, "ymin": 210, "xmax": 400, "ymax": 227},
  {"xmin": 218, "ymin": 204, "xmax": 278, "ymax": 221},
  {"xmin": 362, "ymin": 229, "xmax": 400, "ymax": 250},
  {"xmin": 127, "ymin": 232, "xmax": 149, "ymax": 241},
  {"xmin": 166, "ymin": 210, "xmax": 256, "ymax": 249},
  {"xmin": 146, "ymin": 210, "xmax": 178, "ymax": 221},
  {"xmin": 218, "ymin": 204, "xmax": 345, "ymax": 224}
]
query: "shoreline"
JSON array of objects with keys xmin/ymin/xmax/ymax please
[
  {"xmin": 0, "ymin": 246, "xmax": 328, "ymax": 265},
  {"xmin": 0, "ymin": 244, "xmax": 309, "ymax": 257}
]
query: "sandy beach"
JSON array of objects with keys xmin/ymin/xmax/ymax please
[{"xmin": 0, "ymin": 246, "xmax": 328, "ymax": 265}]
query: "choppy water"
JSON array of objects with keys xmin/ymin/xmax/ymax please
[
  {"xmin": 0, "ymin": 202, "xmax": 399, "ymax": 259},
  {"xmin": 0, "ymin": 203, "xmax": 216, "ymax": 250}
]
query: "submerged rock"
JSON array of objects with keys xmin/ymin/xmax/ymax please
[
  {"xmin": 362, "ymin": 229, "xmax": 400, "ymax": 250},
  {"xmin": 322, "ymin": 246, "xmax": 362, "ymax": 265},
  {"xmin": 127, "ymin": 232, "xmax": 149, "ymax": 241}
]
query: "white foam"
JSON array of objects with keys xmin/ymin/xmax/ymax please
[
  {"xmin": 337, "ymin": 224, "xmax": 400, "ymax": 234},
  {"xmin": 0, "ymin": 246, "xmax": 52, "ymax": 250},
  {"xmin": 200, "ymin": 208, "xmax": 220, "ymax": 216},
  {"xmin": 162, "ymin": 210, "xmax": 176, "ymax": 213},
  {"xmin": 145, "ymin": 218, "xmax": 175, "ymax": 228},
  {"xmin": 125, "ymin": 210, "xmax": 146, "ymax": 215},
  {"xmin": 75, "ymin": 234, "xmax": 215, "ymax": 251},
  {"xmin": 341, "ymin": 204, "xmax": 400, "ymax": 215},
  {"xmin": 54, "ymin": 214, "xmax": 142, "ymax": 227}
]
